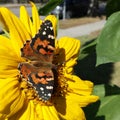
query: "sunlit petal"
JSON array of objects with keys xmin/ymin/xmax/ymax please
[
  {"xmin": 55, "ymin": 37, "xmax": 80, "ymax": 74},
  {"xmin": 54, "ymin": 96, "xmax": 86, "ymax": 120},
  {"xmin": 0, "ymin": 77, "xmax": 26, "ymax": 119},
  {"xmin": 30, "ymin": 2, "xmax": 42, "ymax": 35},
  {"xmin": 0, "ymin": 7, "xmax": 31, "ymax": 57},
  {"xmin": 20, "ymin": 5, "xmax": 33, "ymax": 36}
]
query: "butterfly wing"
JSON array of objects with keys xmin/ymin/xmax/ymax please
[
  {"xmin": 19, "ymin": 62, "xmax": 54, "ymax": 101},
  {"xmin": 31, "ymin": 20, "xmax": 55, "ymax": 55},
  {"xmin": 21, "ymin": 20, "xmax": 55, "ymax": 62},
  {"xmin": 19, "ymin": 20, "xmax": 55, "ymax": 101},
  {"xmin": 28, "ymin": 69, "xmax": 54, "ymax": 101}
]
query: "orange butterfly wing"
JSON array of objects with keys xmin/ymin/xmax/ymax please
[{"xmin": 19, "ymin": 20, "xmax": 55, "ymax": 101}]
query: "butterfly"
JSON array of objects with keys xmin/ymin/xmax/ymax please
[{"xmin": 18, "ymin": 20, "xmax": 55, "ymax": 101}]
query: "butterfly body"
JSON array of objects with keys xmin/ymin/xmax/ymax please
[{"xmin": 19, "ymin": 20, "xmax": 55, "ymax": 101}]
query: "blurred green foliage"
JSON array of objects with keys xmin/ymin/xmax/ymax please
[
  {"xmin": 106, "ymin": 0, "xmax": 120, "ymax": 18},
  {"xmin": 38, "ymin": 0, "xmax": 63, "ymax": 15}
]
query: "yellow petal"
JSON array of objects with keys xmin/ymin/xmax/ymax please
[
  {"xmin": 30, "ymin": 2, "xmax": 42, "ymax": 36},
  {"xmin": 0, "ymin": 12, "xmax": 8, "ymax": 31},
  {"xmin": 0, "ymin": 70, "xmax": 19, "ymax": 79},
  {"xmin": 41, "ymin": 106, "xmax": 59, "ymax": 120},
  {"xmin": 64, "ymin": 57, "xmax": 78, "ymax": 74},
  {"xmin": 65, "ymin": 74, "xmax": 99, "ymax": 107},
  {"xmin": 54, "ymin": 96, "xmax": 86, "ymax": 120},
  {"xmin": 8, "ymin": 101, "xmax": 59, "ymax": 120},
  {"xmin": 20, "ymin": 5, "xmax": 33, "ymax": 37},
  {"xmin": 0, "ymin": 35, "xmax": 24, "ymax": 78},
  {"xmin": 0, "ymin": 113, "xmax": 7, "ymax": 120},
  {"xmin": 0, "ymin": 7, "xmax": 31, "ymax": 57},
  {"xmin": 10, "ymin": 101, "xmax": 37, "ymax": 120},
  {"xmin": 66, "ymin": 93, "xmax": 99, "ymax": 107},
  {"xmin": 55, "ymin": 37, "xmax": 80, "ymax": 74},
  {"xmin": 67, "ymin": 75, "xmax": 94, "ymax": 95},
  {"xmin": 0, "ymin": 77, "xmax": 26, "ymax": 120},
  {"xmin": 0, "ymin": 35, "xmax": 16, "ymax": 57},
  {"xmin": 56, "ymin": 37, "xmax": 80, "ymax": 61}
]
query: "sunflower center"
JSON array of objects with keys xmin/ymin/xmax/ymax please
[{"xmin": 52, "ymin": 63, "xmax": 68, "ymax": 96}]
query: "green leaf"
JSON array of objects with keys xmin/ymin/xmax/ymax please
[
  {"xmin": 106, "ymin": 0, "xmax": 120, "ymax": 18},
  {"xmin": 84, "ymin": 84, "xmax": 120, "ymax": 120},
  {"xmin": 96, "ymin": 11, "xmax": 120, "ymax": 66},
  {"xmin": 96, "ymin": 95, "xmax": 120, "ymax": 120},
  {"xmin": 38, "ymin": 0, "xmax": 63, "ymax": 15},
  {"xmin": 93, "ymin": 84, "xmax": 120, "ymax": 98}
]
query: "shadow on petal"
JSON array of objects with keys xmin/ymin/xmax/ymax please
[{"xmin": 54, "ymin": 96, "xmax": 67, "ymax": 115}]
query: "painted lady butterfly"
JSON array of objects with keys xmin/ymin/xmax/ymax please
[{"xmin": 18, "ymin": 20, "xmax": 55, "ymax": 101}]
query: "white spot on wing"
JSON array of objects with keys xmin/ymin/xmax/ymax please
[
  {"xmin": 46, "ymin": 86, "xmax": 53, "ymax": 90},
  {"xmin": 50, "ymin": 27, "xmax": 53, "ymax": 30},
  {"xmin": 43, "ymin": 31, "xmax": 46, "ymax": 35},
  {"xmin": 40, "ymin": 87, "xmax": 44, "ymax": 91},
  {"xmin": 48, "ymin": 35, "xmax": 54, "ymax": 39},
  {"xmin": 48, "ymin": 93, "xmax": 51, "ymax": 97}
]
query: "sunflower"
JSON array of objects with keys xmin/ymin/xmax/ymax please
[{"xmin": 0, "ymin": 2, "xmax": 99, "ymax": 120}]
